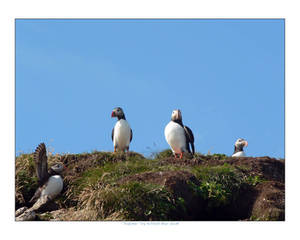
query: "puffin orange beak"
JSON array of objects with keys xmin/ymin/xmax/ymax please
[{"xmin": 111, "ymin": 111, "xmax": 115, "ymax": 117}]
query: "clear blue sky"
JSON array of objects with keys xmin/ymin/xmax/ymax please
[{"xmin": 16, "ymin": 19, "xmax": 284, "ymax": 158}]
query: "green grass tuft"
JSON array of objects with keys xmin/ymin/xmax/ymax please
[
  {"xmin": 190, "ymin": 163, "xmax": 246, "ymax": 208},
  {"xmin": 78, "ymin": 181, "xmax": 176, "ymax": 220},
  {"xmin": 245, "ymin": 175, "xmax": 265, "ymax": 186},
  {"xmin": 210, "ymin": 153, "xmax": 228, "ymax": 161},
  {"xmin": 154, "ymin": 149, "xmax": 173, "ymax": 159}
]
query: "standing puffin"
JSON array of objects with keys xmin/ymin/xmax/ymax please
[
  {"xmin": 111, "ymin": 107, "xmax": 133, "ymax": 152},
  {"xmin": 164, "ymin": 109, "xmax": 195, "ymax": 158},
  {"xmin": 232, "ymin": 138, "xmax": 248, "ymax": 157},
  {"xmin": 29, "ymin": 143, "xmax": 64, "ymax": 207}
]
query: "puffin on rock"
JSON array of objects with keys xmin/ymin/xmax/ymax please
[
  {"xmin": 232, "ymin": 138, "xmax": 248, "ymax": 157},
  {"xmin": 164, "ymin": 109, "xmax": 195, "ymax": 158},
  {"xmin": 29, "ymin": 143, "xmax": 64, "ymax": 206},
  {"xmin": 111, "ymin": 107, "xmax": 133, "ymax": 152}
]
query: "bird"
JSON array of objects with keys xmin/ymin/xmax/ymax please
[
  {"xmin": 111, "ymin": 107, "xmax": 133, "ymax": 152},
  {"xmin": 164, "ymin": 109, "xmax": 195, "ymax": 159},
  {"xmin": 29, "ymin": 143, "xmax": 64, "ymax": 208},
  {"xmin": 232, "ymin": 138, "xmax": 248, "ymax": 157}
]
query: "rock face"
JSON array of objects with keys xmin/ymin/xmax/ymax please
[
  {"xmin": 224, "ymin": 157, "xmax": 285, "ymax": 220},
  {"xmin": 250, "ymin": 181, "xmax": 285, "ymax": 220},
  {"xmin": 15, "ymin": 151, "xmax": 285, "ymax": 221}
]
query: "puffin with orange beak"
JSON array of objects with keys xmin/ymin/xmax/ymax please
[
  {"xmin": 111, "ymin": 107, "xmax": 132, "ymax": 153},
  {"xmin": 164, "ymin": 109, "xmax": 195, "ymax": 159},
  {"xmin": 232, "ymin": 138, "xmax": 248, "ymax": 157}
]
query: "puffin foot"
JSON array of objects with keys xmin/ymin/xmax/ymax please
[{"xmin": 174, "ymin": 153, "xmax": 183, "ymax": 159}]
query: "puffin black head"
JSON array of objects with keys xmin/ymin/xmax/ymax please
[
  {"xmin": 171, "ymin": 109, "xmax": 183, "ymax": 126},
  {"xmin": 234, "ymin": 138, "xmax": 248, "ymax": 152},
  {"xmin": 49, "ymin": 163, "xmax": 64, "ymax": 175},
  {"xmin": 111, "ymin": 107, "xmax": 126, "ymax": 120},
  {"xmin": 171, "ymin": 109, "xmax": 182, "ymax": 121}
]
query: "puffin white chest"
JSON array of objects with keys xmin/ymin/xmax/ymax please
[
  {"xmin": 164, "ymin": 121, "xmax": 187, "ymax": 154},
  {"xmin": 113, "ymin": 119, "xmax": 131, "ymax": 150},
  {"xmin": 41, "ymin": 175, "xmax": 63, "ymax": 198},
  {"xmin": 232, "ymin": 151, "xmax": 245, "ymax": 157}
]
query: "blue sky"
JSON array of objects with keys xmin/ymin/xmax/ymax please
[{"xmin": 16, "ymin": 19, "xmax": 284, "ymax": 158}]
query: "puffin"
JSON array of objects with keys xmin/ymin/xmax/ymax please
[
  {"xmin": 111, "ymin": 107, "xmax": 133, "ymax": 152},
  {"xmin": 164, "ymin": 109, "xmax": 195, "ymax": 158},
  {"xmin": 232, "ymin": 138, "xmax": 248, "ymax": 157},
  {"xmin": 29, "ymin": 143, "xmax": 64, "ymax": 207}
]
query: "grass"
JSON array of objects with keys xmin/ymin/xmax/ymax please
[
  {"xmin": 15, "ymin": 154, "xmax": 38, "ymax": 205},
  {"xmin": 189, "ymin": 163, "xmax": 247, "ymax": 209},
  {"xmin": 15, "ymin": 149, "xmax": 282, "ymax": 221},
  {"xmin": 78, "ymin": 181, "xmax": 177, "ymax": 220},
  {"xmin": 154, "ymin": 149, "xmax": 173, "ymax": 159},
  {"xmin": 66, "ymin": 154, "xmax": 192, "ymax": 205},
  {"xmin": 245, "ymin": 175, "xmax": 265, "ymax": 186},
  {"xmin": 210, "ymin": 153, "xmax": 228, "ymax": 161},
  {"xmin": 15, "ymin": 152, "xmax": 63, "ymax": 206}
]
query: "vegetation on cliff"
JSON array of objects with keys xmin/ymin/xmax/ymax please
[{"xmin": 15, "ymin": 150, "xmax": 285, "ymax": 221}]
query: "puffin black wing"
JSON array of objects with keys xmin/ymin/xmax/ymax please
[
  {"xmin": 111, "ymin": 127, "xmax": 114, "ymax": 141},
  {"xmin": 130, "ymin": 129, "xmax": 133, "ymax": 142},
  {"xmin": 34, "ymin": 143, "xmax": 49, "ymax": 186},
  {"xmin": 184, "ymin": 126, "xmax": 195, "ymax": 155}
]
